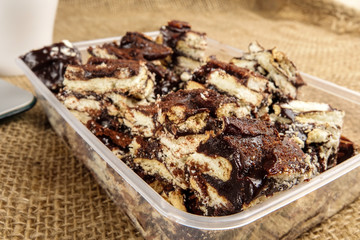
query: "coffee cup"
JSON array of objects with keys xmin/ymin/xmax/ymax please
[{"xmin": 0, "ymin": 0, "xmax": 59, "ymax": 76}]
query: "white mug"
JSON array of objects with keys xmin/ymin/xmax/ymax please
[{"xmin": 0, "ymin": 0, "xmax": 59, "ymax": 76}]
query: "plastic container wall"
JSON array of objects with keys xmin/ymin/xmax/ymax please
[{"xmin": 16, "ymin": 33, "xmax": 360, "ymax": 239}]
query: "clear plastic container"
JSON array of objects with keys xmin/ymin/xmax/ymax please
[{"xmin": 16, "ymin": 32, "xmax": 360, "ymax": 240}]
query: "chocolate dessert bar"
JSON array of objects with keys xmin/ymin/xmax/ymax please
[
  {"xmin": 58, "ymin": 57, "xmax": 155, "ymax": 124},
  {"xmin": 158, "ymin": 20, "xmax": 207, "ymax": 80},
  {"xmin": 186, "ymin": 117, "xmax": 311, "ymax": 215},
  {"xmin": 231, "ymin": 42, "xmax": 305, "ymax": 101},
  {"xmin": 121, "ymin": 89, "xmax": 312, "ymax": 215},
  {"xmin": 192, "ymin": 59, "xmax": 273, "ymax": 115},
  {"xmin": 120, "ymin": 32, "xmax": 173, "ymax": 60},
  {"xmin": 88, "ymin": 33, "xmax": 182, "ymax": 97},
  {"xmin": 271, "ymin": 100, "xmax": 345, "ymax": 174},
  {"xmin": 20, "ymin": 20, "xmax": 356, "ymax": 217}
]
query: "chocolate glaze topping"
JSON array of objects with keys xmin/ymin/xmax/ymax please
[
  {"xmin": 89, "ymin": 43, "xmax": 146, "ymax": 61},
  {"xmin": 21, "ymin": 41, "xmax": 82, "ymax": 93},
  {"xmin": 120, "ymin": 32, "xmax": 172, "ymax": 60},
  {"xmin": 193, "ymin": 59, "xmax": 266, "ymax": 86},
  {"xmin": 79, "ymin": 57, "xmax": 141, "ymax": 79},
  {"xmin": 159, "ymin": 89, "xmax": 236, "ymax": 118},
  {"xmin": 154, "ymin": 89, "xmax": 248, "ymax": 136}
]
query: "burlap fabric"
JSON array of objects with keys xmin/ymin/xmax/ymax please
[{"xmin": 1, "ymin": 0, "xmax": 360, "ymax": 239}]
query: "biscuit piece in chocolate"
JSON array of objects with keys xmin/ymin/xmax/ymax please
[
  {"xmin": 88, "ymin": 37, "xmax": 182, "ymax": 97},
  {"xmin": 121, "ymin": 89, "xmax": 250, "ymax": 192},
  {"xmin": 123, "ymin": 89, "xmax": 251, "ymax": 138},
  {"xmin": 231, "ymin": 42, "xmax": 305, "ymax": 101},
  {"xmin": 120, "ymin": 89, "xmax": 311, "ymax": 216},
  {"xmin": 63, "ymin": 57, "xmax": 154, "ymax": 99},
  {"xmin": 271, "ymin": 100, "xmax": 345, "ymax": 174},
  {"xmin": 192, "ymin": 59, "xmax": 272, "ymax": 115},
  {"xmin": 58, "ymin": 57, "xmax": 155, "ymax": 123},
  {"xmin": 159, "ymin": 20, "xmax": 207, "ymax": 78}
]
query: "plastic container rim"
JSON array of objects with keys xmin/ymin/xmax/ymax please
[{"xmin": 16, "ymin": 32, "xmax": 360, "ymax": 231}]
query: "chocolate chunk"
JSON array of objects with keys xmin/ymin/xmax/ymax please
[
  {"xmin": 337, "ymin": 136, "xmax": 355, "ymax": 164},
  {"xmin": 263, "ymin": 137, "xmax": 307, "ymax": 176},
  {"xmin": 223, "ymin": 117, "xmax": 275, "ymax": 137},
  {"xmin": 167, "ymin": 20, "xmax": 191, "ymax": 31},
  {"xmin": 160, "ymin": 20, "xmax": 192, "ymax": 49},
  {"xmin": 21, "ymin": 40, "xmax": 82, "ymax": 93},
  {"xmin": 86, "ymin": 120, "xmax": 132, "ymax": 150}
]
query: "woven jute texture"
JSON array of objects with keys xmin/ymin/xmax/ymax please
[{"xmin": 1, "ymin": 0, "xmax": 360, "ymax": 239}]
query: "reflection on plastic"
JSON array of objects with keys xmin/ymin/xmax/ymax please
[{"xmin": 0, "ymin": 79, "xmax": 36, "ymax": 119}]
